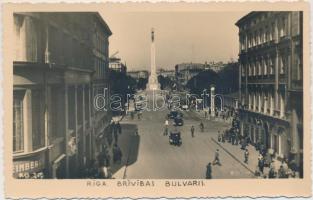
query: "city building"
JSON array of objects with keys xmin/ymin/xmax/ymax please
[
  {"xmin": 175, "ymin": 63, "xmax": 205, "ymax": 86},
  {"xmin": 127, "ymin": 70, "xmax": 149, "ymax": 80},
  {"xmin": 236, "ymin": 11, "xmax": 303, "ymax": 173},
  {"xmin": 13, "ymin": 12, "xmax": 112, "ymax": 179},
  {"xmin": 205, "ymin": 61, "xmax": 225, "ymax": 72},
  {"xmin": 109, "ymin": 57, "xmax": 127, "ymax": 74}
]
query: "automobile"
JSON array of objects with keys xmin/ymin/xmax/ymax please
[
  {"xmin": 174, "ymin": 116, "xmax": 184, "ymax": 126},
  {"xmin": 167, "ymin": 111, "xmax": 183, "ymax": 119},
  {"xmin": 169, "ymin": 130, "xmax": 182, "ymax": 146}
]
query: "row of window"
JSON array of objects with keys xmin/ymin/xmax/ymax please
[
  {"xmin": 242, "ymin": 55, "xmax": 288, "ymax": 77},
  {"xmin": 240, "ymin": 16, "xmax": 289, "ymax": 51},
  {"xmin": 242, "ymin": 91, "xmax": 285, "ymax": 118}
]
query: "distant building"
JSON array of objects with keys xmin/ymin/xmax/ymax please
[
  {"xmin": 109, "ymin": 57, "xmax": 127, "ymax": 74},
  {"xmin": 157, "ymin": 69, "xmax": 175, "ymax": 81},
  {"xmin": 127, "ymin": 70, "xmax": 149, "ymax": 80},
  {"xmin": 13, "ymin": 12, "xmax": 112, "ymax": 179},
  {"xmin": 236, "ymin": 11, "xmax": 303, "ymax": 173},
  {"xmin": 175, "ymin": 63, "xmax": 205, "ymax": 86},
  {"xmin": 206, "ymin": 61, "xmax": 225, "ymax": 72}
]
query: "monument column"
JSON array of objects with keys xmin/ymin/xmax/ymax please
[{"xmin": 147, "ymin": 28, "xmax": 160, "ymax": 90}]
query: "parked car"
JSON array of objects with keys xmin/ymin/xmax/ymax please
[{"xmin": 169, "ymin": 130, "xmax": 182, "ymax": 146}]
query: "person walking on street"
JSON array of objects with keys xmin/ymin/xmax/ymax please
[
  {"xmin": 206, "ymin": 162, "xmax": 212, "ymax": 179},
  {"xmin": 218, "ymin": 131, "xmax": 222, "ymax": 142},
  {"xmin": 191, "ymin": 125, "xmax": 195, "ymax": 137},
  {"xmin": 200, "ymin": 122, "xmax": 204, "ymax": 132},
  {"xmin": 244, "ymin": 149, "xmax": 249, "ymax": 164},
  {"xmin": 213, "ymin": 149, "xmax": 221, "ymax": 166},
  {"xmin": 117, "ymin": 122, "xmax": 122, "ymax": 135}
]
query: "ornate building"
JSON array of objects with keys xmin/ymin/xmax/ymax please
[
  {"xmin": 13, "ymin": 12, "xmax": 112, "ymax": 178},
  {"xmin": 236, "ymin": 12, "xmax": 303, "ymax": 173}
]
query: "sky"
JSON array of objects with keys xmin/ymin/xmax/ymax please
[{"xmin": 101, "ymin": 11, "xmax": 249, "ymax": 71}]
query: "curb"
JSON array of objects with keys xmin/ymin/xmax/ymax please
[{"xmin": 211, "ymin": 137, "xmax": 255, "ymax": 175}]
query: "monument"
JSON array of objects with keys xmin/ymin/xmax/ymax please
[{"xmin": 147, "ymin": 28, "xmax": 160, "ymax": 90}]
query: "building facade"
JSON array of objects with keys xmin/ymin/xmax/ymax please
[
  {"xmin": 13, "ymin": 12, "xmax": 112, "ymax": 179},
  {"xmin": 127, "ymin": 70, "xmax": 149, "ymax": 80},
  {"xmin": 236, "ymin": 12, "xmax": 303, "ymax": 173}
]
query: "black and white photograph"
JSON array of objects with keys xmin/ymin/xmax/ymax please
[{"xmin": 11, "ymin": 9, "xmax": 304, "ymax": 181}]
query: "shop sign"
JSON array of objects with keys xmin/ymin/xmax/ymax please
[{"xmin": 13, "ymin": 152, "xmax": 45, "ymax": 178}]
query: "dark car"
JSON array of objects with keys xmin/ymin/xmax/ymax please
[
  {"xmin": 168, "ymin": 111, "xmax": 183, "ymax": 119},
  {"xmin": 169, "ymin": 130, "xmax": 182, "ymax": 146},
  {"xmin": 174, "ymin": 116, "xmax": 184, "ymax": 126}
]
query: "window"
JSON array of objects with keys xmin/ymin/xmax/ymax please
[
  {"xmin": 13, "ymin": 90, "xmax": 25, "ymax": 152},
  {"xmin": 264, "ymin": 58, "xmax": 267, "ymax": 75},
  {"xmin": 271, "ymin": 23, "xmax": 275, "ymax": 40},
  {"xmin": 32, "ymin": 90, "xmax": 45, "ymax": 150},
  {"xmin": 280, "ymin": 55, "xmax": 286, "ymax": 74}
]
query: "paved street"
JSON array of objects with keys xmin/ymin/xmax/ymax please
[{"xmin": 113, "ymin": 91, "xmax": 255, "ymax": 179}]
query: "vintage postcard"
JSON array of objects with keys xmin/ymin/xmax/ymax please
[{"xmin": 2, "ymin": 1, "xmax": 312, "ymax": 199}]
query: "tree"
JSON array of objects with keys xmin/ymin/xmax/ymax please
[
  {"xmin": 158, "ymin": 75, "xmax": 174, "ymax": 90},
  {"xmin": 186, "ymin": 69, "xmax": 219, "ymax": 95}
]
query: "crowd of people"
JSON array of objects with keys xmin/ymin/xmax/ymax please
[{"xmin": 215, "ymin": 111, "xmax": 300, "ymax": 179}]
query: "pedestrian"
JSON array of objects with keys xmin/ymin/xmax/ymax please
[
  {"xmin": 113, "ymin": 143, "xmax": 123, "ymax": 164},
  {"xmin": 113, "ymin": 127, "xmax": 118, "ymax": 143},
  {"xmin": 200, "ymin": 122, "xmax": 204, "ymax": 132},
  {"xmin": 221, "ymin": 131, "xmax": 225, "ymax": 143},
  {"xmin": 278, "ymin": 165, "xmax": 288, "ymax": 178},
  {"xmin": 191, "ymin": 125, "xmax": 195, "ymax": 137},
  {"xmin": 164, "ymin": 126, "xmax": 168, "ymax": 136},
  {"xmin": 213, "ymin": 149, "xmax": 221, "ymax": 166},
  {"xmin": 244, "ymin": 149, "xmax": 249, "ymax": 164},
  {"xmin": 204, "ymin": 110, "xmax": 208, "ymax": 119},
  {"xmin": 258, "ymin": 155, "xmax": 265, "ymax": 174},
  {"xmin": 218, "ymin": 131, "xmax": 222, "ymax": 142},
  {"xmin": 240, "ymin": 138, "xmax": 246, "ymax": 150},
  {"xmin": 164, "ymin": 119, "xmax": 169, "ymax": 126},
  {"xmin": 268, "ymin": 166, "xmax": 276, "ymax": 179},
  {"xmin": 131, "ymin": 111, "xmax": 134, "ymax": 120},
  {"xmin": 117, "ymin": 122, "xmax": 122, "ymax": 135},
  {"xmin": 206, "ymin": 162, "xmax": 212, "ymax": 179}
]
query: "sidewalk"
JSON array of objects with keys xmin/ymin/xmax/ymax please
[
  {"xmin": 211, "ymin": 136, "xmax": 284, "ymax": 178},
  {"xmin": 192, "ymin": 109, "xmax": 233, "ymax": 124},
  {"xmin": 211, "ymin": 137, "xmax": 258, "ymax": 174},
  {"xmin": 110, "ymin": 114, "xmax": 139, "ymax": 179}
]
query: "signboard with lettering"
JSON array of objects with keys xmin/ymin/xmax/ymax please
[{"xmin": 13, "ymin": 152, "xmax": 46, "ymax": 179}]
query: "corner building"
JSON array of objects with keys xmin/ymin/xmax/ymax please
[{"xmin": 236, "ymin": 12, "xmax": 303, "ymax": 172}]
